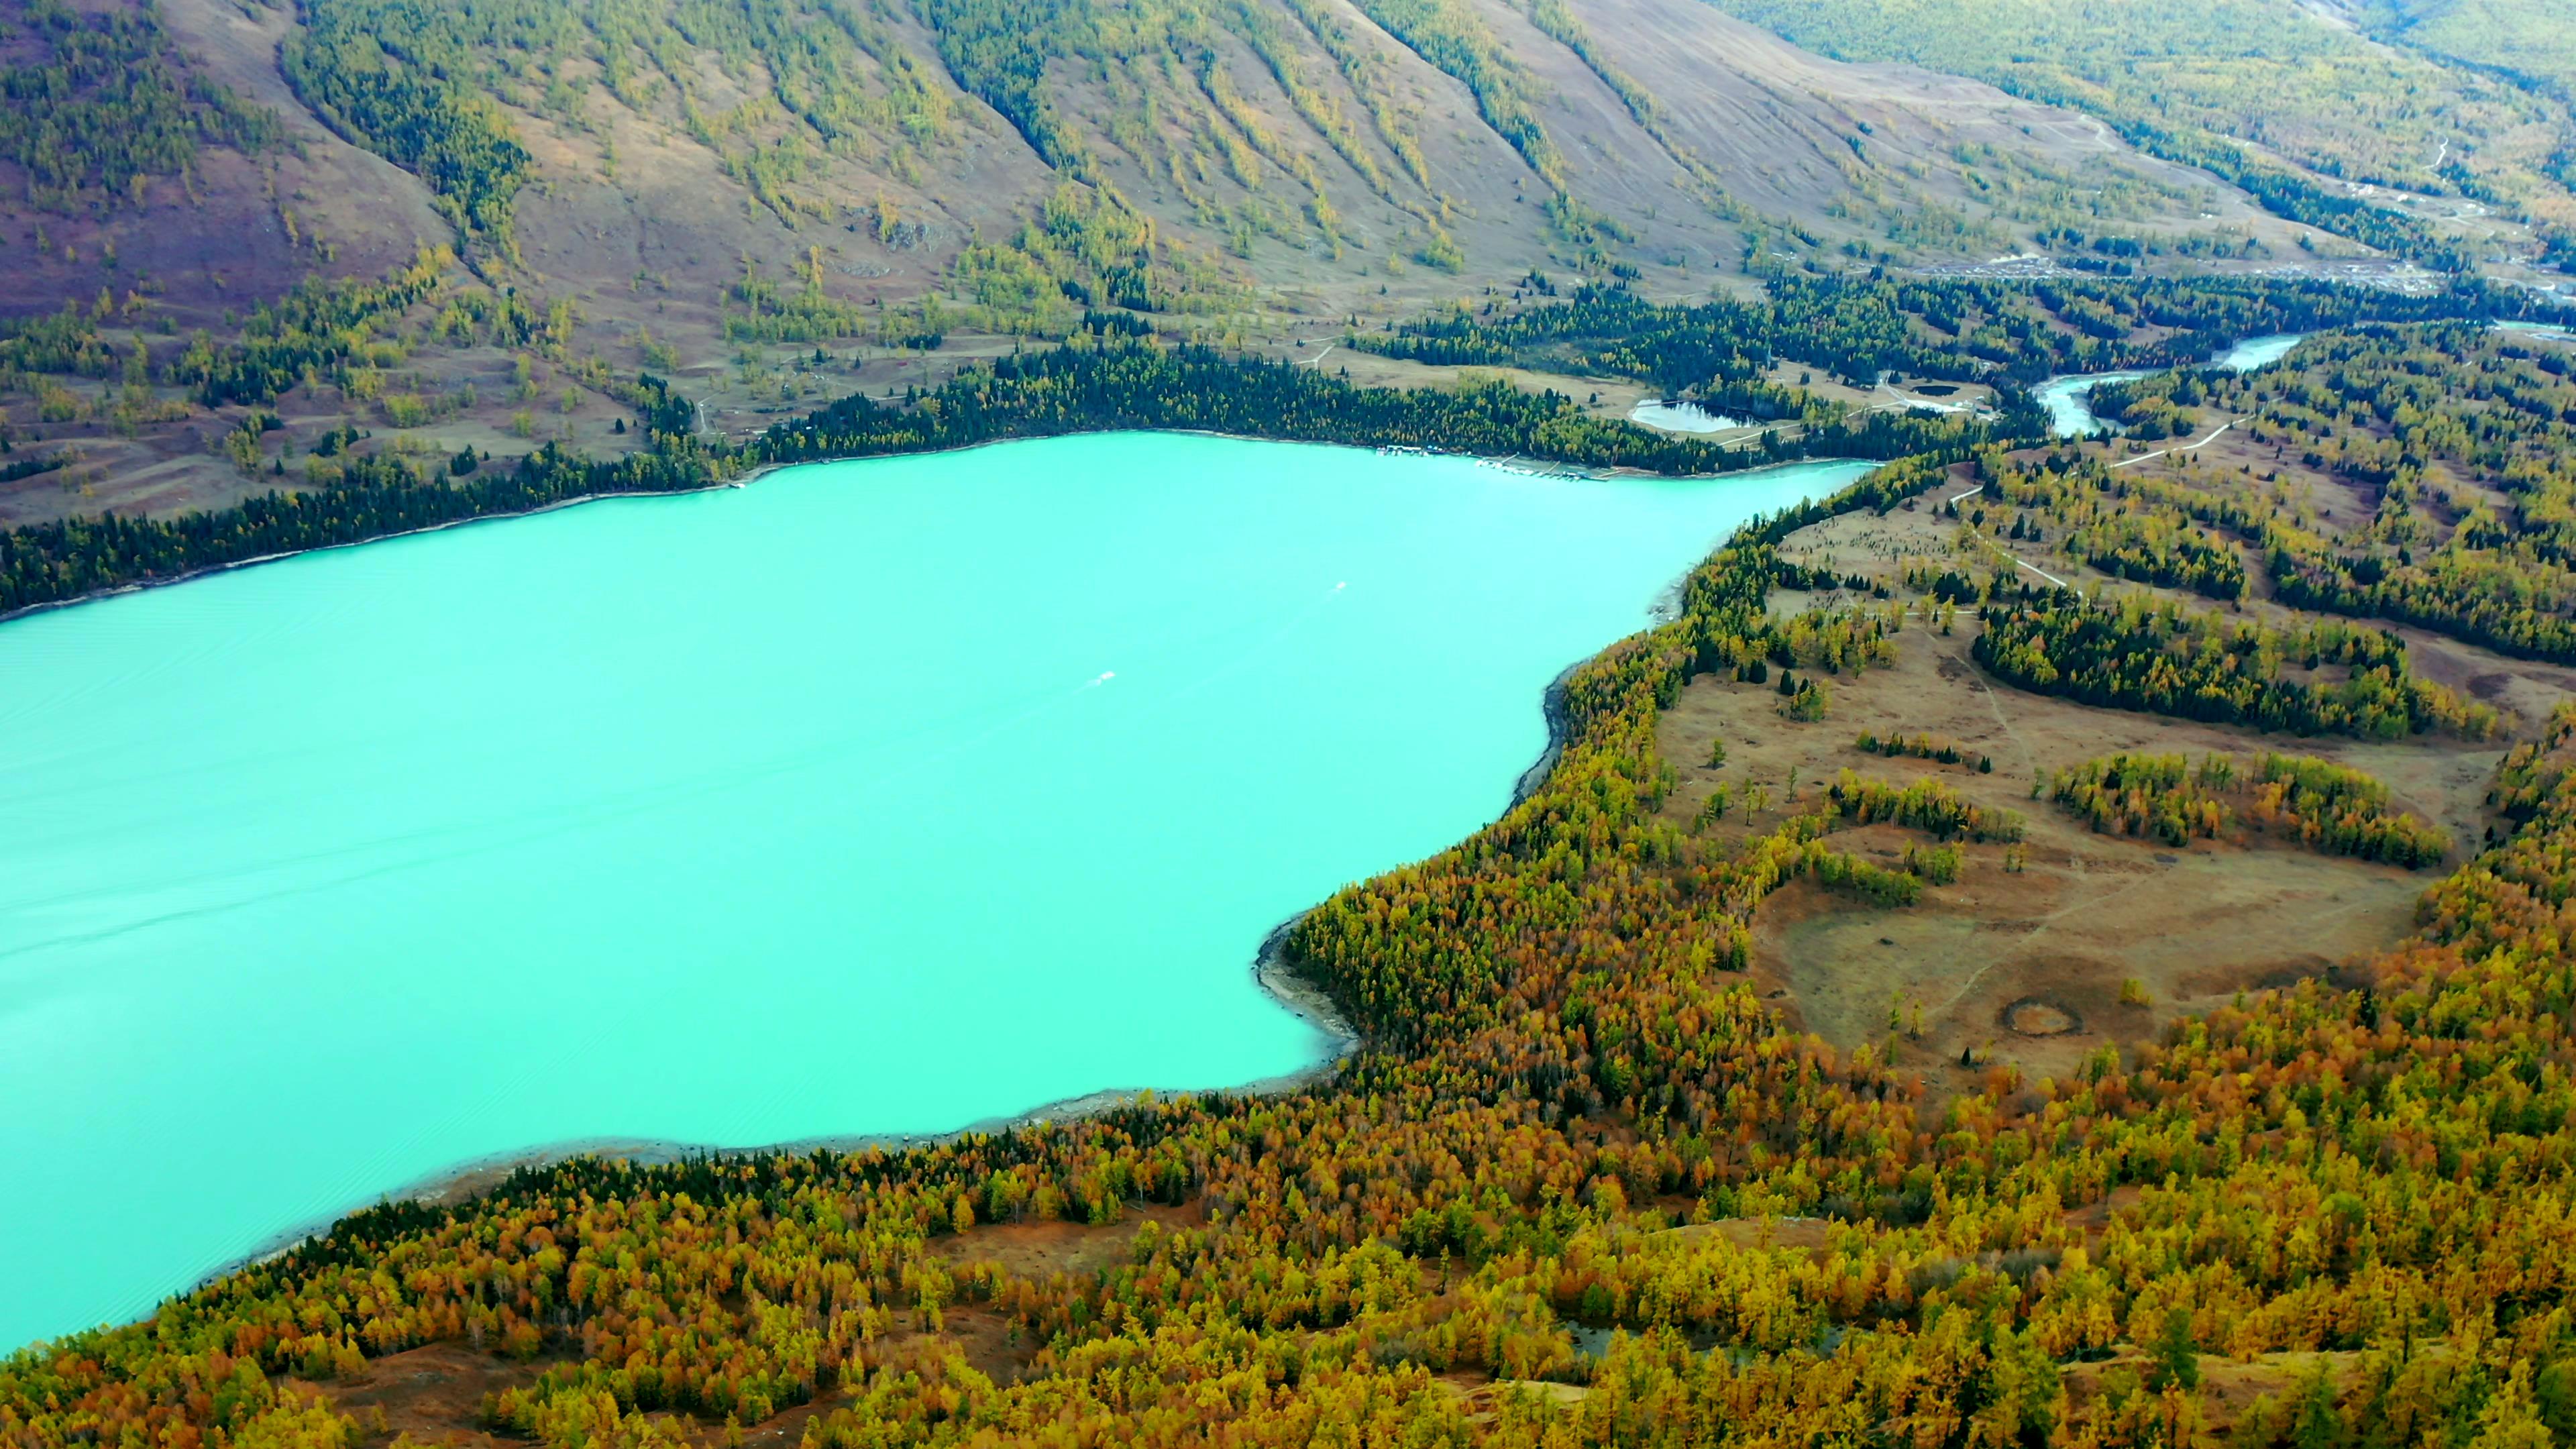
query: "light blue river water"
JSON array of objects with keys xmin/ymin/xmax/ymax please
[
  {"xmin": 2033, "ymin": 333, "xmax": 2306, "ymax": 437},
  {"xmin": 0, "ymin": 433, "xmax": 1866, "ymax": 1352}
]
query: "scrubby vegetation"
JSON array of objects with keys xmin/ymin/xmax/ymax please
[
  {"xmin": 1854, "ymin": 729, "xmax": 1994, "ymax": 773},
  {"xmin": 2043, "ymin": 750, "xmax": 2451, "ymax": 866},
  {"xmin": 276, "ymin": 0, "xmax": 1244, "ymax": 309},
  {"xmin": 1707, "ymin": 0, "xmax": 2576, "ymax": 262},
  {"xmin": 0, "ymin": 0, "xmax": 276, "ymax": 216},
  {"xmin": 1827, "ymin": 769, "xmax": 2027, "ymax": 841}
]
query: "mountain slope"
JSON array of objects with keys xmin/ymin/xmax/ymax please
[
  {"xmin": 1700, "ymin": 0, "xmax": 2576, "ymax": 266},
  {"xmin": 0, "ymin": 0, "xmax": 2405, "ymax": 528},
  {"xmin": 9, "ymin": 0, "xmax": 2330, "ymax": 331}
]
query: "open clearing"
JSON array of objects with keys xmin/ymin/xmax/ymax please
[{"xmin": 1651, "ymin": 418, "xmax": 2557, "ymax": 1103}]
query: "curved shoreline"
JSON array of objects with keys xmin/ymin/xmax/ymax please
[
  {"xmin": 78, "ymin": 441, "xmax": 1826, "ymax": 1338},
  {"xmin": 1512, "ymin": 660, "xmax": 1580, "ymax": 810},
  {"xmin": 231, "ymin": 624, "xmax": 1590, "ymax": 1267},
  {"xmin": 191, "ymin": 588, "xmax": 1609, "ymax": 1306},
  {"xmin": 212, "ymin": 920, "xmax": 1365, "ymax": 1282}
]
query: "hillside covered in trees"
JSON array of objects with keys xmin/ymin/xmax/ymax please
[
  {"xmin": 5, "ymin": 294, "xmax": 2576, "ymax": 1446},
  {"xmin": 9, "ymin": 0, "xmax": 2576, "ymax": 1443}
]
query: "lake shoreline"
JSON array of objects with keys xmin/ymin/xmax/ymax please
[
  {"xmin": 1512, "ymin": 660, "xmax": 1580, "ymax": 810},
  {"xmin": 0, "ymin": 427, "xmax": 1774, "ymax": 632},
  {"xmin": 43, "ymin": 436, "xmax": 1827, "ymax": 1349},
  {"xmin": 215, "ymin": 937, "xmax": 1364, "ymax": 1283},
  {"xmin": 187, "ymin": 558, "xmax": 1617, "ymax": 1305},
  {"xmin": 209, "ymin": 561, "xmax": 1606, "ymax": 1275}
]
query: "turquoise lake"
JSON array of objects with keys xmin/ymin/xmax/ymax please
[{"xmin": 0, "ymin": 433, "xmax": 1866, "ymax": 1351}]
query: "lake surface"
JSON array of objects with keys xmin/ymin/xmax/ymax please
[
  {"xmin": 1629, "ymin": 400, "xmax": 1747, "ymax": 433},
  {"xmin": 2036, "ymin": 333, "xmax": 2306, "ymax": 437},
  {"xmin": 0, "ymin": 434, "xmax": 1866, "ymax": 1351}
]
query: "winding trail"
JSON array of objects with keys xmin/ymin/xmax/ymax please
[
  {"xmin": 2008, "ymin": 555, "xmax": 2069, "ymax": 587},
  {"xmin": 1923, "ymin": 857, "xmax": 2167, "ymax": 1025},
  {"xmin": 1940, "ymin": 644, "xmax": 2038, "ymax": 782},
  {"xmin": 1943, "ymin": 485, "xmax": 2068, "ymax": 587},
  {"xmin": 2110, "ymin": 418, "xmax": 2239, "ymax": 470}
]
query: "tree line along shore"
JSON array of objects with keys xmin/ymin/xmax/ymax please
[{"xmin": 8, "ymin": 272, "xmax": 2576, "ymax": 1447}]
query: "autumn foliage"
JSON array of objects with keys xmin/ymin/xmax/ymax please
[{"xmin": 7, "ymin": 341, "xmax": 2576, "ymax": 1449}]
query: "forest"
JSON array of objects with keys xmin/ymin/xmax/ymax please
[
  {"xmin": 2075, "ymin": 325, "xmax": 2576, "ymax": 667},
  {"xmin": 1972, "ymin": 453, "xmax": 2249, "ymax": 600},
  {"xmin": 8, "ymin": 0, "xmax": 2576, "ymax": 1419},
  {"xmin": 1972, "ymin": 592, "xmax": 2498, "ymax": 740},
  {"xmin": 2041, "ymin": 751, "xmax": 2452, "ymax": 867},
  {"xmin": 1354, "ymin": 272, "xmax": 2551, "ymax": 393},
  {"xmin": 283, "ymin": 1, "xmax": 534, "ymax": 243},
  {"xmin": 9, "ymin": 370, "xmax": 2575, "ymax": 1446},
  {"xmin": 0, "ymin": 337, "xmax": 2003, "ymax": 616},
  {"xmin": 0, "ymin": 0, "xmax": 276, "ymax": 217},
  {"xmin": 2346, "ymin": 0, "xmax": 2576, "ymax": 120}
]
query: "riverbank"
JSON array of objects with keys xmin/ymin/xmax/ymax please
[{"xmin": 2033, "ymin": 332, "xmax": 2311, "ymax": 437}]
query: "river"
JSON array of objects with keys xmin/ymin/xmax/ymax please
[
  {"xmin": 0, "ymin": 435, "xmax": 1868, "ymax": 1351},
  {"xmin": 2033, "ymin": 333, "xmax": 2306, "ymax": 437}
]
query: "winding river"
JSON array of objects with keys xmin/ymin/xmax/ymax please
[
  {"xmin": 0, "ymin": 434, "xmax": 1867, "ymax": 1351},
  {"xmin": 2033, "ymin": 333, "xmax": 2306, "ymax": 437}
]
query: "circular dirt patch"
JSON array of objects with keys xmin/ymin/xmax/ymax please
[{"xmin": 2002, "ymin": 998, "xmax": 2082, "ymax": 1037}]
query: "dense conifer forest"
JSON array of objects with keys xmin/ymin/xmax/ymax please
[
  {"xmin": 2067, "ymin": 325, "xmax": 2576, "ymax": 667},
  {"xmin": 1354, "ymin": 274, "xmax": 2548, "ymax": 390}
]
